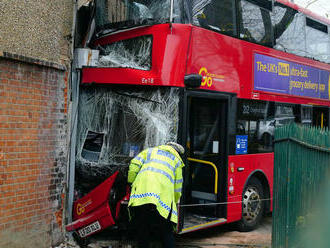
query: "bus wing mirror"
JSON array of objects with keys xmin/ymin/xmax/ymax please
[{"xmin": 184, "ymin": 74, "xmax": 202, "ymax": 88}]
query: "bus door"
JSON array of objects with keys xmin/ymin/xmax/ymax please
[{"xmin": 179, "ymin": 92, "xmax": 229, "ymax": 233}]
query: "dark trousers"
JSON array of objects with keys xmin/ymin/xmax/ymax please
[{"xmin": 131, "ymin": 204, "xmax": 175, "ymax": 248}]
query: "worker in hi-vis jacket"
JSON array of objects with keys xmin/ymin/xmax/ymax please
[{"xmin": 127, "ymin": 142, "xmax": 185, "ymax": 248}]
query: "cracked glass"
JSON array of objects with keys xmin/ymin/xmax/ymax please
[{"xmin": 75, "ymin": 86, "xmax": 180, "ymax": 194}]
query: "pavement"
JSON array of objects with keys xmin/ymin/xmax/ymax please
[
  {"xmin": 54, "ymin": 216, "xmax": 272, "ymax": 248},
  {"xmin": 177, "ymin": 215, "xmax": 272, "ymax": 248}
]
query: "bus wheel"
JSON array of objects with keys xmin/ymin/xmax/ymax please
[{"xmin": 237, "ymin": 177, "xmax": 264, "ymax": 232}]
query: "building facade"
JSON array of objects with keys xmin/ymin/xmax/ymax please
[{"xmin": 0, "ymin": 1, "xmax": 73, "ymax": 247}]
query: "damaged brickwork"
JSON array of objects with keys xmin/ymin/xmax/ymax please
[{"xmin": 0, "ymin": 57, "xmax": 68, "ymax": 247}]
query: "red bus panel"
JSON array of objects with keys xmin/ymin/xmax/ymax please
[{"xmin": 227, "ymin": 153, "xmax": 274, "ymax": 223}]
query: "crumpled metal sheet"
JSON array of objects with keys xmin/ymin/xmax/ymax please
[{"xmin": 75, "ymin": 86, "xmax": 180, "ymax": 194}]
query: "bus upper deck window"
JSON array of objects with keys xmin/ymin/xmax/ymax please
[
  {"xmin": 238, "ymin": 0, "xmax": 273, "ymax": 47},
  {"xmin": 271, "ymin": 3, "xmax": 306, "ymax": 57},
  {"xmin": 305, "ymin": 18, "xmax": 330, "ymax": 63},
  {"xmin": 95, "ymin": 0, "xmax": 171, "ymax": 31},
  {"xmin": 192, "ymin": 0, "xmax": 237, "ymax": 36}
]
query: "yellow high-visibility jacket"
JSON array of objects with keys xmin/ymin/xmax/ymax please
[{"xmin": 127, "ymin": 145, "xmax": 184, "ymax": 224}]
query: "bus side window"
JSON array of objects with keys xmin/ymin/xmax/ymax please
[
  {"xmin": 301, "ymin": 105, "xmax": 312, "ymax": 126},
  {"xmin": 236, "ymin": 99, "xmax": 271, "ymax": 154},
  {"xmin": 238, "ymin": 0, "xmax": 273, "ymax": 47},
  {"xmin": 313, "ymin": 107, "xmax": 329, "ymax": 128},
  {"xmin": 305, "ymin": 18, "xmax": 330, "ymax": 63},
  {"xmin": 192, "ymin": 0, "xmax": 237, "ymax": 37},
  {"xmin": 236, "ymin": 121, "xmax": 246, "ymax": 135},
  {"xmin": 235, "ymin": 101, "xmax": 302, "ymax": 154},
  {"xmin": 271, "ymin": 3, "xmax": 305, "ymax": 57}
]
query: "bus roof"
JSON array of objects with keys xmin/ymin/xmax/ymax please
[{"xmin": 276, "ymin": 0, "xmax": 330, "ymax": 25}]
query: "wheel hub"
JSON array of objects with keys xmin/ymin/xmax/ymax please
[{"xmin": 242, "ymin": 186, "xmax": 261, "ymax": 223}]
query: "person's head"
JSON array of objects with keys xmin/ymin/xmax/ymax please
[{"xmin": 166, "ymin": 142, "xmax": 185, "ymax": 155}]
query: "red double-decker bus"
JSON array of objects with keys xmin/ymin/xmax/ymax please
[{"xmin": 67, "ymin": 0, "xmax": 330, "ymax": 240}]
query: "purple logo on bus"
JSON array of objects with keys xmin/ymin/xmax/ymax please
[{"xmin": 254, "ymin": 53, "xmax": 330, "ymax": 100}]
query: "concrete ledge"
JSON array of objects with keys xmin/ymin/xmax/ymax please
[{"xmin": 0, "ymin": 51, "xmax": 67, "ymax": 71}]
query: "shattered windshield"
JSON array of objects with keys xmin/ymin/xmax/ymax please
[
  {"xmin": 75, "ymin": 86, "xmax": 180, "ymax": 194},
  {"xmin": 95, "ymin": 0, "xmax": 172, "ymax": 32}
]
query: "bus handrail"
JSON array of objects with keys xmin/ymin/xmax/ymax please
[{"xmin": 187, "ymin": 157, "xmax": 218, "ymax": 194}]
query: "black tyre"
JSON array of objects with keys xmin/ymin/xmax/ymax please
[{"xmin": 237, "ymin": 177, "xmax": 264, "ymax": 232}]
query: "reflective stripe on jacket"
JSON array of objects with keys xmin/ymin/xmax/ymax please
[{"xmin": 127, "ymin": 145, "xmax": 184, "ymax": 224}]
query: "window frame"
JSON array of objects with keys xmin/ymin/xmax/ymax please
[{"xmin": 237, "ymin": 0, "xmax": 274, "ymax": 47}]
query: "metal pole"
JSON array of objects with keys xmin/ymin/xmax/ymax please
[
  {"xmin": 170, "ymin": 0, "xmax": 174, "ymax": 22},
  {"xmin": 170, "ymin": 0, "xmax": 174, "ymax": 32},
  {"xmin": 65, "ymin": 0, "xmax": 79, "ymax": 230},
  {"xmin": 67, "ymin": 69, "xmax": 80, "ymax": 225}
]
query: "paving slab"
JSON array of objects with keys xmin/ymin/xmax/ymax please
[{"xmin": 177, "ymin": 215, "xmax": 272, "ymax": 248}]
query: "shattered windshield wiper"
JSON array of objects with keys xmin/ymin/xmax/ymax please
[{"xmin": 114, "ymin": 91, "xmax": 161, "ymax": 105}]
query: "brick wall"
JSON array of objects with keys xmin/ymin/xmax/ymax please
[{"xmin": 0, "ymin": 56, "xmax": 68, "ymax": 247}]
